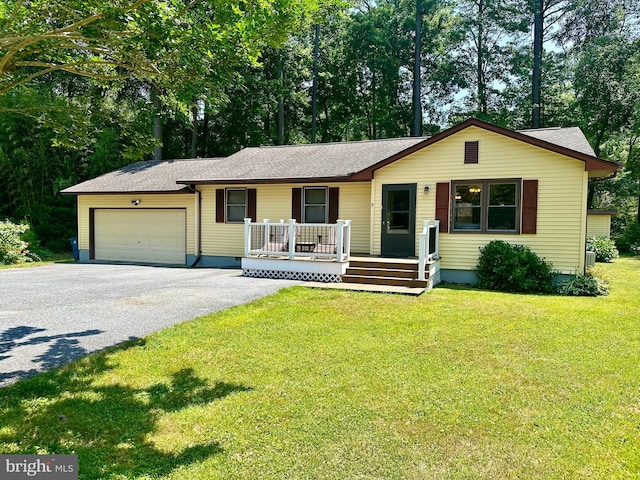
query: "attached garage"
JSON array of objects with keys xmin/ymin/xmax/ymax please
[{"xmin": 93, "ymin": 209, "xmax": 187, "ymax": 265}]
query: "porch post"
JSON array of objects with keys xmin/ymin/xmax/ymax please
[
  {"xmin": 344, "ymin": 220, "xmax": 352, "ymax": 261},
  {"xmin": 262, "ymin": 219, "xmax": 270, "ymax": 252},
  {"xmin": 336, "ymin": 219, "xmax": 344, "ymax": 261},
  {"xmin": 288, "ymin": 219, "xmax": 296, "ymax": 260},
  {"xmin": 418, "ymin": 220, "xmax": 428, "ymax": 281},
  {"xmin": 244, "ymin": 218, "xmax": 251, "ymax": 257},
  {"xmin": 434, "ymin": 220, "xmax": 440, "ymax": 259}
]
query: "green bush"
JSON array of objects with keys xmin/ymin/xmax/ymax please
[
  {"xmin": 557, "ymin": 268, "xmax": 609, "ymax": 296},
  {"xmin": 25, "ymin": 196, "xmax": 77, "ymax": 252},
  {"xmin": 558, "ymin": 267, "xmax": 609, "ymax": 297},
  {"xmin": 476, "ymin": 240, "xmax": 556, "ymax": 293},
  {"xmin": 19, "ymin": 223, "xmax": 54, "ymax": 259},
  {"xmin": 0, "ymin": 219, "xmax": 40, "ymax": 265},
  {"xmin": 587, "ymin": 236, "xmax": 619, "ymax": 262},
  {"xmin": 615, "ymin": 223, "xmax": 640, "ymax": 254}
]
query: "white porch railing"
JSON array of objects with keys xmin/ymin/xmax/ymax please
[
  {"xmin": 244, "ymin": 218, "xmax": 352, "ymax": 262},
  {"xmin": 418, "ymin": 220, "xmax": 440, "ymax": 281}
]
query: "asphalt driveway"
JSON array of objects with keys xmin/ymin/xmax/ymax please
[{"xmin": 0, "ymin": 263, "xmax": 299, "ymax": 387}]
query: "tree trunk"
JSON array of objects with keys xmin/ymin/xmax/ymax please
[
  {"xmin": 311, "ymin": 24, "xmax": 320, "ymax": 143},
  {"xmin": 587, "ymin": 180, "xmax": 595, "ymax": 209},
  {"xmin": 190, "ymin": 103, "xmax": 198, "ymax": 158},
  {"xmin": 637, "ymin": 182, "xmax": 640, "ymax": 224},
  {"xmin": 151, "ymin": 86, "xmax": 163, "ymax": 161},
  {"xmin": 412, "ymin": 0, "xmax": 423, "ymax": 137},
  {"xmin": 477, "ymin": 0, "xmax": 487, "ymax": 115},
  {"xmin": 276, "ymin": 59, "xmax": 285, "ymax": 145},
  {"xmin": 202, "ymin": 104, "xmax": 209, "ymax": 157},
  {"xmin": 532, "ymin": 0, "xmax": 544, "ymax": 128},
  {"xmin": 322, "ymin": 100, "xmax": 330, "ymax": 143}
]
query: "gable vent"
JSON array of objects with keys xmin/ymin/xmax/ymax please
[{"xmin": 464, "ymin": 141, "xmax": 479, "ymax": 164}]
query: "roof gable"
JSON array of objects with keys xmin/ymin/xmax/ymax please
[{"xmin": 350, "ymin": 118, "xmax": 617, "ymax": 180}]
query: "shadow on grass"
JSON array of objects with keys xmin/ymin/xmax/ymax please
[
  {"xmin": 0, "ymin": 326, "xmax": 105, "ymax": 385},
  {"xmin": 0, "ymin": 347, "xmax": 250, "ymax": 478}
]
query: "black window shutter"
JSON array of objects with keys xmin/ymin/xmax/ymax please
[
  {"xmin": 522, "ymin": 180, "xmax": 538, "ymax": 234},
  {"xmin": 464, "ymin": 141, "xmax": 479, "ymax": 164},
  {"xmin": 435, "ymin": 182, "xmax": 450, "ymax": 233},
  {"xmin": 292, "ymin": 188, "xmax": 302, "ymax": 222},
  {"xmin": 328, "ymin": 187, "xmax": 339, "ymax": 223},
  {"xmin": 247, "ymin": 188, "xmax": 257, "ymax": 222},
  {"xmin": 216, "ymin": 188, "xmax": 225, "ymax": 223}
]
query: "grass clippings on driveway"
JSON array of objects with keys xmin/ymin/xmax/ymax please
[{"xmin": 1, "ymin": 258, "xmax": 639, "ymax": 479}]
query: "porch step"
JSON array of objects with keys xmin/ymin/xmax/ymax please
[
  {"xmin": 348, "ymin": 258, "xmax": 419, "ymax": 271},
  {"xmin": 342, "ymin": 275, "xmax": 429, "ymax": 289},
  {"xmin": 346, "ymin": 267, "xmax": 416, "ymax": 279},
  {"xmin": 343, "ymin": 258, "xmax": 428, "ymax": 289}
]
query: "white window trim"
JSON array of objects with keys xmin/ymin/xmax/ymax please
[
  {"xmin": 302, "ymin": 186, "xmax": 328, "ymax": 224},
  {"xmin": 225, "ymin": 188, "xmax": 247, "ymax": 223}
]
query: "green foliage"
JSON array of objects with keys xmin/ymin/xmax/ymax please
[
  {"xmin": 476, "ymin": 240, "xmax": 556, "ymax": 293},
  {"xmin": 28, "ymin": 197, "xmax": 78, "ymax": 252},
  {"xmin": 557, "ymin": 268, "xmax": 609, "ymax": 296},
  {"xmin": 0, "ymin": 0, "xmax": 638, "ymax": 259},
  {"xmin": 615, "ymin": 222, "xmax": 640, "ymax": 254},
  {"xmin": 0, "ymin": 219, "xmax": 39, "ymax": 265},
  {"xmin": 574, "ymin": 37, "xmax": 640, "ymax": 156},
  {"xmin": 18, "ymin": 221, "xmax": 53, "ymax": 259},
  {"xmin": 0, "ymin": 0, "xmax": 331, "ymax": 100},
  {"xmin": 587, "ymin": 235, "xmax": 619, "ymax": 262}
]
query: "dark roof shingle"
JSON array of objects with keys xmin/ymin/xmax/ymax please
[
  {"xmin": 517, "ymin": 127, "xmax": 596, "ymax": 156},
  {"xmin": 177, "ymin": 137, "xmax": 427, "ymax": 183},
  {"xmin": 61, "ymin": 158, "xmax": 225, "ymax": 194}
]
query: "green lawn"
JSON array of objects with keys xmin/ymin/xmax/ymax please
[
  {"xmin": 0, "ymin": 253, "xmax": 74, "ymax": 269},
  {"xmin": 1, "ymin": 258, "xmax": 639, "ymax": 479}
]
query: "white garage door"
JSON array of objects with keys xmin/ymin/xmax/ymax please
[{"xmin": 94, "ymin": 209, "xmax": 186, "ymax": 265}]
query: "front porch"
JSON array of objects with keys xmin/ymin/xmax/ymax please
[{"xmin": 241, "ymin": 218, "xmax": 441, "ymax": 291}]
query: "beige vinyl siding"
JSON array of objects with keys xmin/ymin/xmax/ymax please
[
  {"xmin": 587, "ymin": 214, "xmax": 612, "ymax": 238},
  {"xmin": 77, "ymin": 194, "xmax": 196, "ymax": 254},
  {"xmin": 373, "ymin": 126, "xmax": 588, "ymax": 274},
  {"xmin": 199, "ymin": 182, "xmax": 371, "ymax": 257}
]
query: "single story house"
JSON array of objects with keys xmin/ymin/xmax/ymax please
[{"xmin": 62, "ymin": 118, "xmax": 618, "ymax": 285}]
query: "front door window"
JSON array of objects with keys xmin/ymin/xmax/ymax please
[
  {"xmin": 386, "ymin": 190, "xmax": 411, "ymax": 234},
  {"xmin": 381, "ymin": 184, "xmax": 416, "ymax": 257}
]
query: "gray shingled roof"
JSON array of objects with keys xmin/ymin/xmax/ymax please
[
  {"xmin": 176, "ymin": 126, "xmax": 599, "ymax": 184},
  {"xmin": 517, "ymin": 127, "xmax": 596, "ymax": 156},
  {"xmin": 177, "ymin": 137, "xmax": 427, "ymax": 183},
  {"xmin": 61, "ymin": 158, "xmax": 225, "ymax": 194},
  {"xmin": 62, "ymin": 122, "xmax": 606, "ymax": 194}
]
